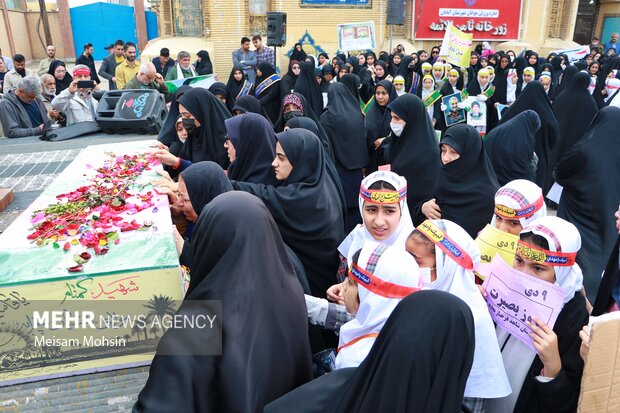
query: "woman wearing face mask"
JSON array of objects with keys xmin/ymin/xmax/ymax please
[
  {"xmin": 364, "ymin": 80, "xmax": 398, "ymax": 172},
  {"xmin": 226, "ymin": 64, "xmax": 253, "ymax": 103},
  {"xmin": 384, "ymin": 93, "xmax": 440, "ymax": 222},
  {"xmin": 483, "ymin": 216, "xmax": 589, "ymax": 413},
  {"xmin": 153, "ymin": 88, "xmax": 230, "ymax": 172},
  {"xmin": 419, "ymin": 124, "xmax": 499, "ymax": 238},
  {"xmin": 255, "ymin": 62, "xmax": 281, "ymax": 124},
  {"xmin": 406, "ymin": 219, "xmax": 511, "ymax": 413}
]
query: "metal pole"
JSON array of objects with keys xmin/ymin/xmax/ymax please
[{"xmin": 389, "ymin": 25, "xmax": 393, "ymax": 54}]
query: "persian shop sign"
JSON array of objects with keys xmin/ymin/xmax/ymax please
[{"xmin": 414, "ymin": 0, "xmax": 523, "ymax": 41}]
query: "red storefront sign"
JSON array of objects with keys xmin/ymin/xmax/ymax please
[{"xmin": 413, "ymin": 0, "xmax": 523, "ymax": 41}]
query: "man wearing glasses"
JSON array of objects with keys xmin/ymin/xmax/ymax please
[{"xmin": 122, "ymin": 61, "xmax": 169, "ymax": 100}]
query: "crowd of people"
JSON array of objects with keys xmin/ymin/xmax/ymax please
[
  {"xmin": 1, "ymin": 32, "xmax": 619, "ymax": 413},
  {"xmin": 130, "ymin": 34, "xmax": 620, "ymax": 413}
]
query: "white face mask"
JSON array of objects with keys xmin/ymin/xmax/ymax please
[{"xmin": 390, "ymin": 122, "xmax": 404, "ymax": 137}]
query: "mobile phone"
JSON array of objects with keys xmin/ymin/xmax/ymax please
[{"xmin": 77, "ymin": 80, "xmax": 95, "ymax": 89}]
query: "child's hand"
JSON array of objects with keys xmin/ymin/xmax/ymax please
[
  {"xmin": 529, "ymin": 317, "xmax": 561, "ymax": 378},
  {"xmin": 326, "ymin": 282, "xmax": 345, "ymax": 304},
  {"xmin": 579, "ymin": 325, "xmax": 590, "ymax": 362}
]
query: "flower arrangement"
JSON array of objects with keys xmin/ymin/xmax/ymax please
[{"xmin": 28, "ymin": 153, "xmax": 159, "ymax": 272}]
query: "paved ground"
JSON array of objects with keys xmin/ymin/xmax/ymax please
[{"xmin": 0, "ymin": 132, "xmax": 156, "ymax": 412}]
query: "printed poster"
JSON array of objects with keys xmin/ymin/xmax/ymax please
[
  {"xmin": 337, "ymin": 21, "xmax": 376, "ymax": 51},
  {"xmin": 438, "ymin": 24, "xmax": 473, "ymax": 68},
  {"xmin": 442, "ymin": 92, "xmax": 466, "ymax": 127}
]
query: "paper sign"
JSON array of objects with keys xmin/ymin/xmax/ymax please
[
  {"xmin": 337, "ymin": 22, "xmax": 376, "ymax": 51},
  {"xmin": 442, "ymin": 92, "xmax": 466, "ymax": 126},
  {"xmin": 475, "ymin": 224, "xmax": 519, "ymax": 273},
  {"xmin": 546, "ymin": 182, "xmax": 564, "ymax": 204},
  {"xmin": 467, "ymin": 97, "xmax": 487, "ymax": 135},
  {"xmin": 551, "ymin": 45, "xmax": 590, "ymax": 63},
  {"xmin": 378, "ymin": 164, "xmax": 391, "ymax": 171},
  {"xmin": 578, "ymin": 312, "xmax": 620, "ymax": 413},
  {"xmin": 482, "ymin": 256, "xmax": 565, "ymax": 351},
  {"xmin": 438, "ymin": 24, "xmax": 473, "ymax": 68}
]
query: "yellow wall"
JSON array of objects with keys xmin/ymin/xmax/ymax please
[
  {"xmin": 26, "ymin": 11, "xmax": 72, "ymax": 60},
  {"xmin": 0, "ymin": 6, "xmax": 10, "ymax": 57},
  {"xmin": 7, "ymin": 10, "xmax": 32, "ymax": 60}
]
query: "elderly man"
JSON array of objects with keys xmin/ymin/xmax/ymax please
[
  {"xmin": 0, "ymin": 76, "xmax": 51, "ymax": 138},
  {"xmin": 115, "ymin": 42, "xmax": 139, "ymax": 89},
  {"xmin": 99, "ymin": 39, "xmax": 125, "ymax": 90},
  {"xmin": 123, "ymin": 62, "xmax": 169, "ymax": 98},
  {"xmin": 3, "ymin": 54, "xmax": 35, "ymax": 92},
  {"xmin": 52, "ymin": 65, "xmax": 99, "ymax": 126},
  {"xmin": 39, "ymin": 73, "xmax": 64, "ymax": 124},
  {"xmin": 165, "ymin": 51, "xmax": 197, "ymax": 81},
  {"xmin": 37, "ymin": 45, "xmax": 56, "ymax": 76}
]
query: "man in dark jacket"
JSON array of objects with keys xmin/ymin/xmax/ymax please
[
  {"xmin": 75, "ymin": 42, "xmax": 101, "ymax": 84},
  {"xmin": 152, "ymin": 47, "xmax": 174, "ymax": 78},
  {"xmin": 0, "ymin": 76, "xmax": 51, "ymax": 138},
  {"xmin": 98, "ymin": 39, "xmax": 125, "ymax": 90}
]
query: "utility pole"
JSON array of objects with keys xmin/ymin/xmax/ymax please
[{"xmin": 37, "ymin": 0, "xmax": 53, "ymax": 47}]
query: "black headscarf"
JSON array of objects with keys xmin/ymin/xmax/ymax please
[
  {"xmin": 48, "ymin": 60, "xmax": 72, "ymax": 94},
  {"xmin": 388, "ymin": 54, "xmax": 401, "ymax": 77},
  {"xmin": 553, "ymin": 65, "xmax": 578, "ymax": 99},
  {"xmin": 225, "ymin": 113, "xmax": 279, "ymax": 185},
  {"xmin": 280, "ymin": 59, "xmax": 300, "ymax": 98},
  {"xmin": 195, "ymin": 50, "xmax": 213, "ymax": 75},
  {"xmin": 396, "ymin": 55, "xmax": 421, "ymax": 94},
  {"xmin": 294, "ymin": 61, "xmax": 324, "ymax": 116},
  {"xmin": 133, "ymin": 192, "xmax": 312, "ymax": 413},
  {"xmin": 320, "ymin": 82, "xmax": 368, "ymax": 170},
  {"xmin": 550, "ymin": 71, "xmax": 598, "ymax": 178},
  {"xmin": 158, "ymin": 85, "xmax": 191, "ymax": 146},
  {"xmin": 290, "ymin": 43, "xmax": 307, "ymax": 62},
  {"xmin": 339, "ymin": 74, "xmax": 362, "ymax": 104},
  {"xmin": 231, "ymin": 129, "xmax": 345, "ymax": 296},
  {"xmin": 550, "ymin": 56, "xmax": 565, "ymax": 87},
  {"xmin": 365, "ymin": 79, "xmax": 398, "ymax": 142},
  {"xmin": 208, "ymin": 82, "xmax": 234, "ymax": 114},
  {"xmin": 555, "ymin": 106, "xmax": 620, "ymax": 301},
  {"xmin": 255, "ymin": 61, "xmax": 281, "ymax": 124},
  {"xmin": 231, "ymin": 94, "xmax": 269, "ymax": 120},
  {"xmin": 177, "ymin": 161, "xmax": 233, "ymax": 267},
  {"xmin": 386, "ymin": 94, "xmax": 440, "ymax": 222},
  {"xmin": 265, "ymin": 290, "xmax": 475, "ymax": 413},
  {"xmin": 484, "ymin": 110, "xmax": 540, "ymax": 186},
  {"xmin": 373, "ymin": 60, "xmax": 388, "ymax": 83},
  {"xmin": 435, "ymin": 124, "xmax": 499, "ymax": 238},
  {"xmin": 592, "ymin": 235, "xmax": 620, "ymax": 316},
  {"xmin": 226, "ymin": 64, "xmax": 253, "ymax": 101},
  {"xmin": 496, "ymin": 82, "xmax": 559, "ymax": 191},
  {"xmin": 177, "ymin": 88, "xmax": 230, "ymax": 169}
]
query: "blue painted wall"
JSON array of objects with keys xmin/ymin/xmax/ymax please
[{"xmin": 70, "ymin": 3, "xmax": 158, "ymax": 61}]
